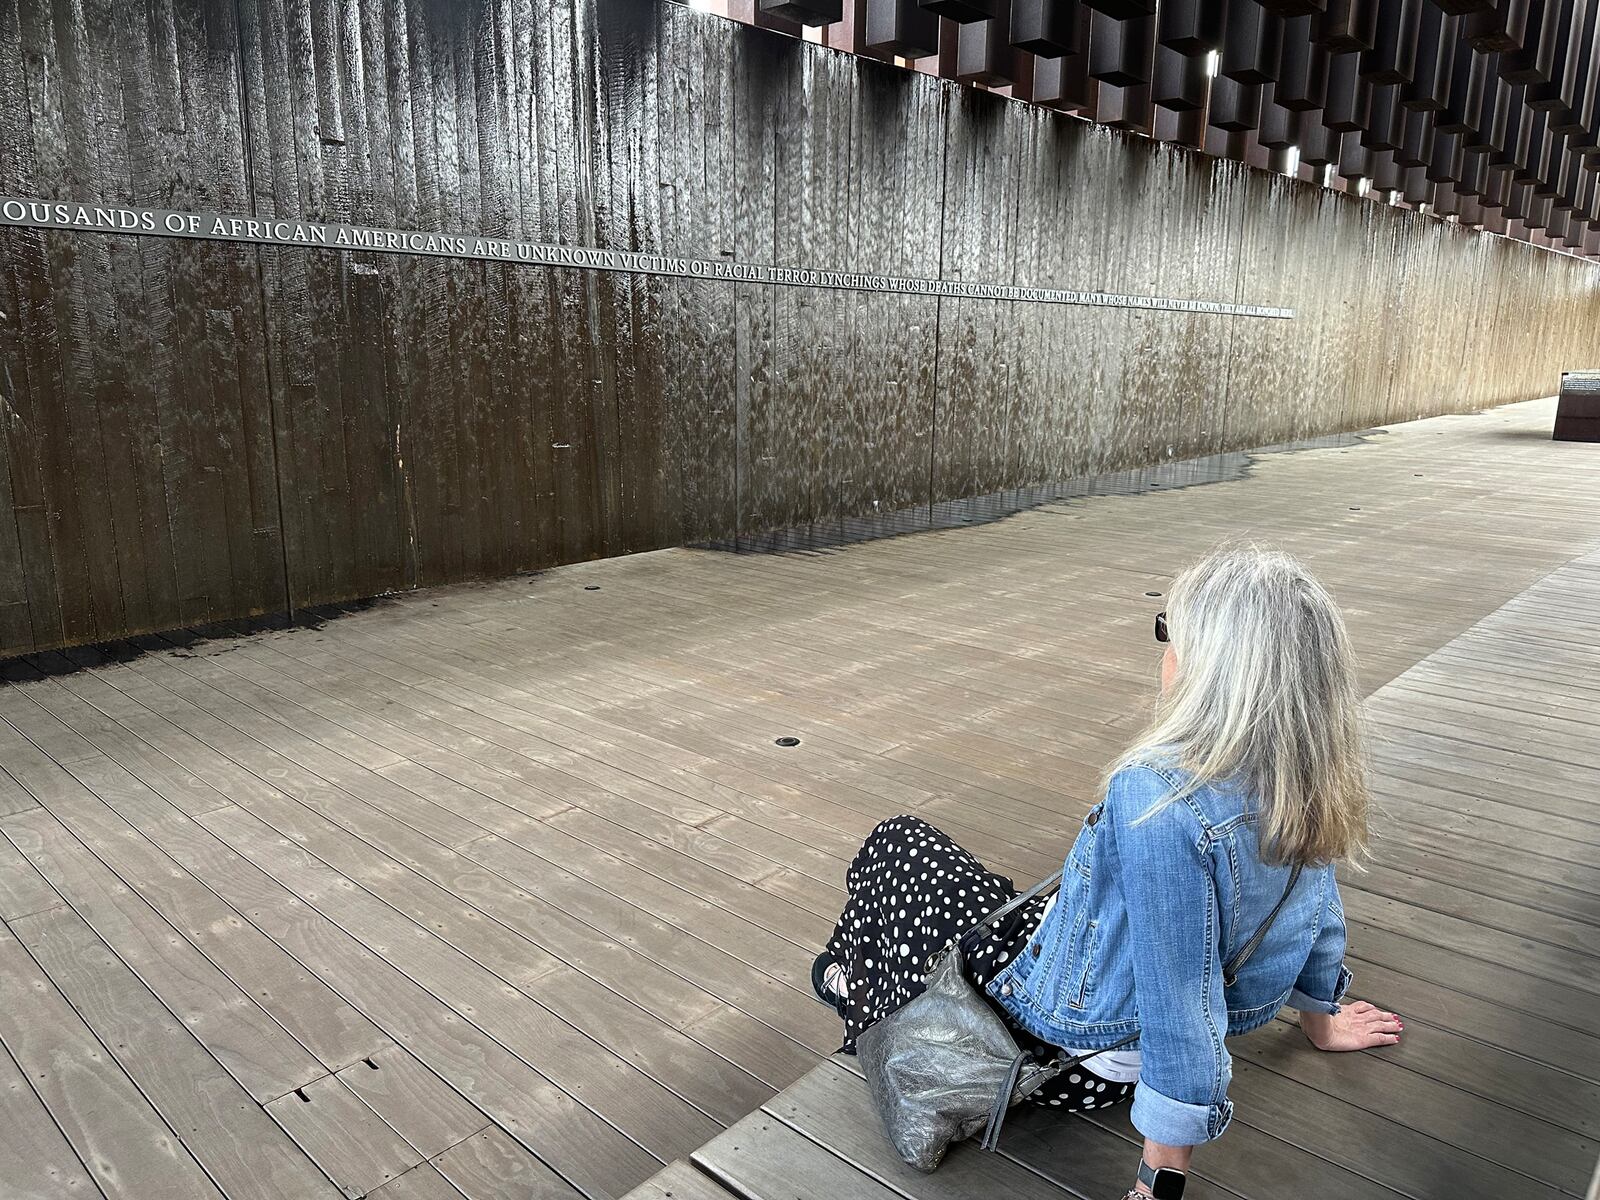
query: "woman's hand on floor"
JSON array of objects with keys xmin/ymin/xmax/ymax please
[{"xmin": 1298, "ymin": 1001, "xmax": 1402, "ymax": 1051}]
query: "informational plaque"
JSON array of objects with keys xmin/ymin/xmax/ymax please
[{"xmin": 0, "ymin": 197, "xmax": 1294, "ymax": 321}]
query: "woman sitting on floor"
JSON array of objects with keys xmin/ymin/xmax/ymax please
[{"xmin": 813, "ymin": 546, "xmax": 1402, "ymax": 1200}]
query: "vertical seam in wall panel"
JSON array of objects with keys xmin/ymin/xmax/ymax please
[
  {"xmin": 1004, "ymin": 111, "xmax": 1026, "ymax": 481},
  {"xmin": 10, "ymin": 34, "xmax": 68, "ymax": 648},
  {"xmin": 927, "ymin": 89, "xmax": 951, "ymax": 525},
  {"xmin": 1220, "ymin": 166, "xmax": 1249, "ymax": 450},
  {"xmin": 232, "ymin": 0, "xmax": 294, "ymax": 621},
  {"xmin": 732, "ymin": 39, "xmax": 740, "ymax": 552},
  {"xmin": 1382, "ymin": 210, "xmax": 1404, "ymax": 422}
]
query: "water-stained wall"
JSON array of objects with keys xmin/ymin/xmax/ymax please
[{"xmin": 0, "ymin": 0, "xmax": 1596, "ymax": 655}]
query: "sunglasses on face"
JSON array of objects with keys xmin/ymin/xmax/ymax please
[{"xmin": 1155, "ymin": 612, "xmax": 1168, "ymax": 644}]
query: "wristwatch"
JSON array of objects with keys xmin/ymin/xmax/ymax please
[{"xmin": 1137, "ymin": 1158, "xmax": 1187, "ymax": 1199}]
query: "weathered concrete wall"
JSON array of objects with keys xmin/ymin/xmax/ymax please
[{"xmin": 0, "ymin": 0, "xmax": 1595, "ymax": 654}]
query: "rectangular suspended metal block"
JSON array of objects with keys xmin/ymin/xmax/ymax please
[
  {"xmin": 1512, "ymin": 108, "xmax": 1552, "ymax": 180},
  {"xmin": 1547, "ymin": 104, "xmax": 1588, "ymax": 134},
  {"xmin": 1526, "ymin": 0, "xmax": 1587, "ymax": 112},
  {"xmin": 1088, "ymin": 13, "xmax": 1155, "ymax": 84},
  {"xmin": 1153, "ymin": 100, "xmax": 1209, "ymax": 142},
  {"xmin": 1432, "ymin": 181, "xmax": 1464, "ymax": 214},
  {"xmin": 1479, "ymin": 167, "xmax": 1512, "ymax": 205},
  {"xmin": 1208, "ymin": 74, "xmax": 1265, "ymax": 128},
  {"xmin": 1360, "ymin": 0, "xmax": 1422, "ymax": 83},
  {"xmin": 1151, "ymin": 42, "xmax": 1209, "ymax": 107},
  {"xmin": 1360, "ymin": 80, "xmax": 1404, "ymax": 148},
  {"xmin": 1220, "ymin": 0, "xmax": 1284, "ymax": 82},
  {"xmin": 921, "ymin": 0, "xmax": 998, "ymax": 22},
  {"xmin": 1529, "ymin": 65, "xmax": 1580, "ymax": 113},
  {"xmin": 1488, "ymin": 79, "xmax": 1524, "ymax": 151},
  {"xmin": 1498, "ymin": 0, "xmax": 1569, "ymax": 83},
  {"xmin": 956, "ymin": 9, "xmax": 1020, "ymax": 82},
  {"xmin": 1156, "ymin": 0, "xmax": 1223, "ymax": 53},
  {"xmin": 1528, "ymin": 126, "xmax": 1560, "ymax": 190},
  {"xmin": 1370, "ymin": 146, "xmax": 1406, "ymax": 187},
  {"xmin": 1257, "ymin": 97, "xmax": 1299, "ymax": 145},
  {"xmin": 1402, "ymin": 161, "xmax": 1437, "ymax": 202},
  {"xmin": 1010, "ymin": 0, "xmax": 1084, "ymax": 54},
  {"xmin": 1293, "ymin": 106, "xmax": 1339, "ymax": 161},
  {"xmin": 1427, "ymin": 128, "xmax": 1467, "ymax": 182},
  {"xmin": 1337, "ymin": 127, "xmax": 1373, "ymax": 176},
  {"xmin": 1460, "ymin": 146, "xmax": 1491, "ymax": 194},
  {"xmin": 1461, "ymin": 77, "xmax": 1506, "ymax": 150},
  {"xmin": 1436, "ymin": 47, "xmax": 1497, "ymax": 133},
  {"xmin": 1548, "ymin": 144, "xmax": 1579, "ymax": 201},
  {"xmin": 1465, "ymin": 0, "xmax": 1532, "ymax": 52},
  {"xmin": 1503, "ymin": 176, "xmax": 1531, "ymax": 216},
  {"xmin": 1553, "ymin": 371, "xmax": 1600, "ymax": 441},
  {"xmin": 1323, "ymin": 53, "xmax": 1372, "ymax": 128},
  {"xmin": 1396, "ymin": 104, "xmax": 1436, "ymax": 164},
  {"xmin": 1315, "ymin": 0, "xmax": 1379, "ymax": 50},
  {"xmin": 1401, "ymin": 8, "xmax": 1459, "ymax": 109},
  {"xmin": 1547, "ymin": 0, "xmax": 1591, "ymax": 112},
  {"xmin": 757, "ymin": 0, "xmax": 846, "ymax": 23},
  {"xmin": 1097, "ymin": 79, "xmax": 1156, "ymax": 126},
  {"xmin": 1260, "ymin": 0, "xmax": 1326, "ymax": 18},
  {"xmin": 1561, "ymin": 86, "xmax": 1600, "ymax": 149},
  {"xmin": 1030, "ymin": 44, "xmax": 1095, "ymax": 106},
  {"xmin": 728, "ymin": 0, "xmax": 809, "ymax": 32},
  {"xmin": 864, "ymin": 0, "xmax": 943, "ymax": 55},
  {"xmin": 1080, "ymin": 0, "xmax": 1158, "ymax": 22},
  {"xmin": 1275, "ymin": 24, "xmax": 1330, "ymax": 108}
]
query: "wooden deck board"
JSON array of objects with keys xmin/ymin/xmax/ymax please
[
  {"xmin": 0, "ymin": 928, "xmax": 226, "ymax": 1199},
  {"xmin": 333, "ymin": 1045, "xmax": 490, "ymax": 1162},
  {"xmin": 0, "ymin": 396, "xmax": 1597, "ymax": 1199},
  {"xmin": 432, "ymin": 1128, "xmax": 587, "ymax": 1200},
  {"xmin": 262, "ymin": 1073, "xmax": 423, "ymax": 1197},
  {"xmin": 11, "ymin": 903, "xmax": 342, "ymax": 1200},
  {"xmin": 0, "ymin": 1008, "xmax": 103, "ymax": 1199}
]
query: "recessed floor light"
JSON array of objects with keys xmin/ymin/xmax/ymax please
[
  {"xmin": 584, "ymin": 585, "xmax": 601, "ymax": 591},
  {"xmin": 1145, "ymin": 591, "xmax": 1162, "ymax": 597},
  {"xmin": 775, "ymin": 736, "xmax": 801, "ymax": 747}
]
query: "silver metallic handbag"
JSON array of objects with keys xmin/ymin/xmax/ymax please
[{"xmin": 855, "ymin": 863, "xmax": 1301, "ymax": 1172}]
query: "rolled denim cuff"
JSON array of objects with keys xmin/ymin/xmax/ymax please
[
  {"xmin": 1130, "ymin": 1082, "xmax": 1234, "ymax": 1146},
  {"xmin": 1286, "ymin": 964, "xmax": 1353, "ymax": 1014}
]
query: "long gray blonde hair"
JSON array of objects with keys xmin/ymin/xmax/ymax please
[{"xmin": 1110, "ymin": 546, "xmax": 1370, "ymax": 867}]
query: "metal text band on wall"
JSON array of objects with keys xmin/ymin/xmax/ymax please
[{"xmin": 0, "ymin": 198, "xmax": 1295, "ymax": 320}]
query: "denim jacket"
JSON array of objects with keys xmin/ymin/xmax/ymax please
[{"xmin": 988, "ymin": 761, "xmax": 1353, "ymax": 1146}]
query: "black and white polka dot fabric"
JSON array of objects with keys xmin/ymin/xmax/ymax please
[{"xmin": 825, "ymin": 815, "xmax": 1135, "ymax": 1114}]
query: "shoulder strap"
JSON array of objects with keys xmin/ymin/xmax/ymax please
[
  {"xmin": 1222, "ymin": 863, "xmax": 1303, "ymax": 987},
  {"xmin": 934, "ymin": 868, "xmax": 1062, "ymax": 971},
  {"xmin": 968, "ymin": 868, "xmax": 1064, "ymax": 941}
]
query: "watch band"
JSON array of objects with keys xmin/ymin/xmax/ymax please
[{"xmin": 1137, "ymin": 1158, "xmax": 1187, "ymax": 1199}]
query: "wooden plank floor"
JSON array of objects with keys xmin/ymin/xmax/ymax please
[{"xmin": 0, "ymin": 395, "xmax": 1596, "ymax": 1200}]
